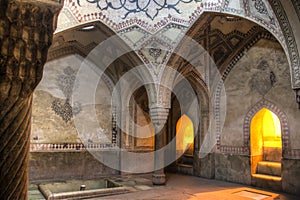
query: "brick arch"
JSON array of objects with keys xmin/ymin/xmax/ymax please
[{"xmin": 243, "ymin": 99, "xmax": 290, "ymax": 157}]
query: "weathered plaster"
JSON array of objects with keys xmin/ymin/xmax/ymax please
[
  {"xmin": 31, "ymin": 54, "xmax": 113, "ymax": 143},
  {"xmin": 221, "ymin": 39, "xmax": 300, "ymax": 150}
]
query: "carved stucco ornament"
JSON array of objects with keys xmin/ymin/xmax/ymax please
[
  {"xmin": 76, "ymin": 0, "xmax": 203, "ymax": 20},
  {"xmin": 51, "ymin": 66, "xmax": 81, "ymax": 122},
  {"xmin": 252, "ymin": 0, "xmax": 275, "ymax": 24}
]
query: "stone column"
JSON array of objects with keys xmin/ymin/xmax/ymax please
[
  {"xmin": 150, "ymin": 106, "xmax": 169, "ymax": 185},
  {"xmin": 0, "ymin": 1, "xmax": 61, "ymax": 199}
]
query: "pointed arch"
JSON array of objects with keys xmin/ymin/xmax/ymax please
[
  {"xmin": 244, "ymin": 100, "xmax": 289, "ymax": 157},
  {"xmin": 176, "ymin": 114, "xmax": 195, "ymax": 155}
]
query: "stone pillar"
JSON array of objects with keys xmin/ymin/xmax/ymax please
[
  {"xmin": 150, "ymin": 106, "xmax": 169, "ymax": 185},
  {"xmin": 0, "ymin": 1, "xmax": 61, "ymax": 199}
]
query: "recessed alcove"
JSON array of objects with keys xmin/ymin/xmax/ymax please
[
  {"xmin": 176, "ymin": 114, "xmax": 194, "ymax": 157},
  {"xmin": 250, "ymin": 108, "xmax": 282, "ymax": 190}
]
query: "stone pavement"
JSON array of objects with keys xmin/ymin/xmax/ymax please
[
  {"xmin": 29, "ymin": 173, "xmax": 299, "ymax": 200},
  {"xmin": 95, "ymin": 174, "xmax": 299, "ymax": 200}
]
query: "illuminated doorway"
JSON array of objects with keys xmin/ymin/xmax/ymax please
[
  {"xmin": 250, "ymin": 108, "xmax": 282, "ymax": 179},
  {"xmin": 176, "ymin": 114, "xmax": 194, "ymax": 156}
]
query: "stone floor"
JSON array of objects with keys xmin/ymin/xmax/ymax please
[{"xmin": 29, "ymin": 173, "xmax": 299, "ymax": 200}]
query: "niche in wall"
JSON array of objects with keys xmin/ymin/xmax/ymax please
[
  {"xmin": 250, "ymin": 108, "xmax": 282, "ymax": 176},
  {"xmin": 176, "ymin": 114, "xmax": 194, "ymax": 156}
]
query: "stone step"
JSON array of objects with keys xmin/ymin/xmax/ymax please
[
  {"xmin": 177, "ymin": 163, "xmax": 193, "ymax": 175},
  {"xmin": 252, "ymin": 173, "xmax": 282, "ymax": 191},
  {"xmin": 257, "ymin": 161, "xmax": 281, "ymax": 176}
]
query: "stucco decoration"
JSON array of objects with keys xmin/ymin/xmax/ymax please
[
  {"xmin": 268, "ymin": 0, "xmax": 300, "ymax": 88},
  {"xmin": 215, "ymin": 39, "xmax": 300, "ymax": 156},
  {"xmin": 56, "ymin": 0, "xmax": 280, "ymax": 37},
  {"xmin": 31, "ymin": 55, "xmax": 114, "ymax": 143},
  {"xmin": 242, "ymin": 99, "xmax": 290, "ymax": 158},
  {"xmin": 291, "ymin": 0, "xmax": 300, "ymax": 21},
  {"xmin": 250, "ymin": 0, "xmax": 275, "ymax": 24},
  {"xmin": 51, "ymin": 66, "xmax": 82, "ymax": 122},
  {"xmin": 77, "ymin": 0, "xmax": 203, "ymax": 20},
  {"xmin": 57, "ymin": 0, "xmax": 221, "ymax": 33},
  {"xmin": 54, "ymin": 0, "xmax": 288, "ymax": 88},
  {"xmin": 52, "ymin": 0, "xmax": 300, "ymax": 109}
]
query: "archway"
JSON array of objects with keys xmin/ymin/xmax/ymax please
[
  {"xmin": 29, "ymin": 20, "xmax": 146, "ymax": 181},
  {"xmin": 250, "ymin": 108, "xmax": 282, "ymax": 182},
  {"xmin": 176, "ymin": 114, "xmax": 194, "ymax": 157},
  {"xmin": 173, "ymin": 114, "xmax": 195, "ymax": 175}
]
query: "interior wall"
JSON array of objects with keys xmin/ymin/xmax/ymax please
[
  {"xmin": 134, "ymin": 87, "xmax": 154, "ymax": 150},
  {"xmin": 215, "ymin": 38, "xmax": 300, "ymax": 193},
  {"xmin": 220, "ymin": 38, "xmax": 300, "ymax": 149},
  {"xmin": 31, "ymin": 54, "xmax": 112, "ymax": 143},
  {"xmin": 29, "ymin": 54, "xmax": 116, "ymax": 181},
  {"xmin": 29, "ymin": 151, "xmax": 119, "ymax": 182},
  {"xmin": 123, "ymin": 87, "xmax": 154, "ymax": 151}
]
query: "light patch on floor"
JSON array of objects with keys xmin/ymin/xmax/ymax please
[{"xmin": 234, "ymin": 190, "xmax": 271, "ymax": 200}]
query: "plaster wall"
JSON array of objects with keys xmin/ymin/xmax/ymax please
[
  {"xmin": 31, "ymin": 54, "xmax": 113, "ymax": 143},
  {"xmin": 282, "ymin": 159, "xmax": 300, "ymax": 195},
  {"xmin": 30, "ymin": 54, "xmax": 116, "ymax": 181},
  {"xmin": 29, "ymin": 151, "xmax": 118, "ymax": 182},
  {"xmin": 214, "ymin": 154, "xmax": 251, "ymax": 185},
  {"xmin": 134, "ymin": 107, "xmax": 154, "ymax": 149},
  {"xmin": 221, "ymin": 39, "xmax": 300, "ymax": 149}
]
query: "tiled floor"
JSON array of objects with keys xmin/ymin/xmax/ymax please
[{"xmin": 29, "ymin": 173, "xmax": 299, "ymax": 200}]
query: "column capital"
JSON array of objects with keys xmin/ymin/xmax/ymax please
[{"xmin": 149, "ymin": 106, "xmax": 169, "ymax": 128}]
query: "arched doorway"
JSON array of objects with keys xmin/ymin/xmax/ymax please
[
  {"xmin": 250, "ymin": 108, "xmax": 282, "ymax": 183},
  {"xmin": 175, "ymin": 114, "xmax": 195, "ymax": 175},
  {"xmin": 176, "ymin": 114, "xmax": 194, "ymax": 157}
]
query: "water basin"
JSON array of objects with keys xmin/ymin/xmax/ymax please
[{"xmin": 38, "ymin": 179, "xmax": 132, "ymax": 199}]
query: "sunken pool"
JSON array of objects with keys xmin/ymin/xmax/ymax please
[{"xmin": 38, "ymin": 179, "xmax": 132, "ymax": 199}]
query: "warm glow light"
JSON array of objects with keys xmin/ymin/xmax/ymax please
[
  {"xmin": 251, "ymin": 108, "xmax": 282, "ymax": 150},
  {"xmin": 176, "ymin": 115, "xmax": 194, "ymax": 154},
  {"xmin": 271, "ymin": 112, "xmax": 281, "ymax": 137},
  {"xmin": 250, "ymin": 108, "xmax": 282, "ymax": 176},
  {"xmin": 262, "ymin": 109, "xmax": 282, "ymax": 148}
]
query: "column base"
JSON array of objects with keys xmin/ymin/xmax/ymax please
[{"xmin": 152, "ymin": 173, "xmax": 166, "ymax": 185}]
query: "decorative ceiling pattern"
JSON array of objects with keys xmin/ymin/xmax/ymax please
[
  {"xmin": 52, "ymin": 0, "xmax": 300, "ymax": 89},
  {"xmin": 187, "ymin": 14, "xmax": 276, "ymax": 69},
  {"xmin": 54, "ymin": 0, "xmax": 284, "ymax": 82},
  {"xmin": 57, "ymin": 0, "xmax": 221, "ymax": 33},
  {"xmin": 268, "ymin": 0, "xmax": 300, "ymax": 88},
  {"xmin": 48, "ymin": 21, "xmax": 115, "ymax": 61},
  {"xmin": 76, "ymin": 0, "xmax": 203, "ymax": 20},
  {"xmin": 168, "ymin": 13, "xmax": 277, "ymax": 85},
  {"xmin": 56, "ymin": 0, "xmax": 280, "ymax": 39}
]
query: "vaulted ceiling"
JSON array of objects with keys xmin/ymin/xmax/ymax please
[
  {"xmin": 47, "ymin": 12, "xmax": 279, "ymax": 87},
  {"xmin": 47, "ymin": 21, "xmax": 143, "ymax": 83},
  {"xmin": 172, "ymin": 12, "xmax": 277, "ymax": 77}
]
